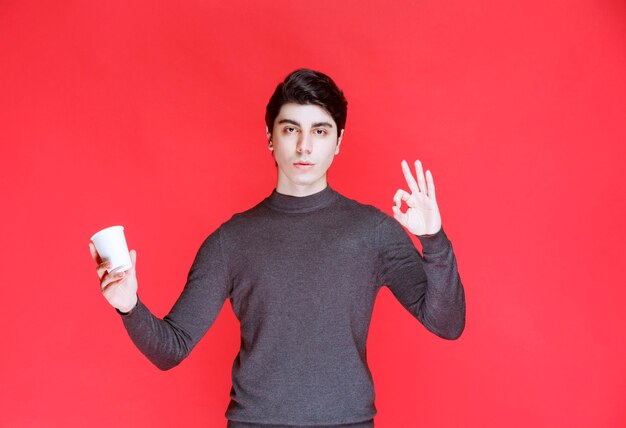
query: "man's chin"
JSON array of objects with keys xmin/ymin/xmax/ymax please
[{"xmin": 279, "ymin": 175, "xmax": 326, "ymax": 189}]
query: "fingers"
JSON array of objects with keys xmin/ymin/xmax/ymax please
[
  {"xmin": 101, "ymin": 270, "xmax": 127, "ymax": 291},
  {"xmin": 403, "ymin": 159, "xmax": 436, "ymax": 200},
  {"xmin": 391, "ymin": 204, "xmax": 407, "ymax": 224},
  {"xmin": 425, "ymin": 169, "xmax": 436, "ymax": 201},
  {"xmin": 96, "ymin": 261, "xmax": 111, "ymax": 280},
  {"xmin": 393, "ymin": 189, "xmax": 410, "ymax": 224},
  {"xmin": 401, "ymin": 160, "xmax": 419, "ymax": 195},
  {"xmin": 127, "ymin": 249, "xmax": 137, "ymax": 275},
  {"xmin": 393, "ymin": 188, "xmax": 412, "ymax": 208},
  {"xmin": 89, "ymin": 242, "xmax": 102, "ymax": 264},
  {"xmin": 90, "ymin": 242, "xmax": 110, "ymax": 280},
  {"xmin": 414, "ymin": 160, "xmax": 427, "ymax": 197}
]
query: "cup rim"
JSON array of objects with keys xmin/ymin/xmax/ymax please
[{"xmin": 90, "ymin": 225, "xmax": 125, "ymax": 242}]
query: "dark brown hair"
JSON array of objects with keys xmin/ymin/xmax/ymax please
[{"xmin": 265, "ymin": 68, "xmax": 348, "ymax": 138}]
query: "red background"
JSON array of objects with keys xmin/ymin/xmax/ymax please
[{"xmin": 1, "ymin": 1, "xmax": 625, "ymax": 427}]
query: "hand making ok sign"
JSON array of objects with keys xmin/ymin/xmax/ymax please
[{"xmin": 392, "ymin": 159, "xmax": 442, "ymax": 236}]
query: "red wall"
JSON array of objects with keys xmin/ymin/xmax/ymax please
[{"xmin": 1, "ymin": 0, "xmax": 625, "ymax": 427}]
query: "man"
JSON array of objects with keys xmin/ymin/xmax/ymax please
[{"xmin": 89, "ymin": 68, "xmax": 466, "ymax": 428}]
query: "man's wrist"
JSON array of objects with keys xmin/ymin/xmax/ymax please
[
  {"xmin": 117, "ymin": 295, "xmax": 138, "ymax": 315},
  {"xmin": 416, "ymin": 225, "xmax": 449, "ymax": 253},
  {"xmin": 417, "ymin": 226, "xmax": 442, "ymax": 238}
]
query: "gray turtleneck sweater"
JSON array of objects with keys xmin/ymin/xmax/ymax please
[{"xmin": 118, "ymin": 185, "xmax": 466, "ymax": 427}]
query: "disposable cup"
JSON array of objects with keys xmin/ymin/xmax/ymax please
[{"xmin": 90, "ymin": 226, "xmax": 132, "ymax": 274}]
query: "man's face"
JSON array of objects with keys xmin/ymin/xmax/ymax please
[{"xmin": 266, "ymin": 103, "xmax": 343, "ymax": 196}]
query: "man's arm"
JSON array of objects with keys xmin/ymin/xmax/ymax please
[
  {"xmin": 379, "ymin": 158, "xmax": 465, "ymax": 339},
  {"xmin": 118, "ymin": 227, "xmax": 231, "ymax": 370},
  {"xmin": 377, "ymin": 215, "xmax": 466, "ymax": 340}
]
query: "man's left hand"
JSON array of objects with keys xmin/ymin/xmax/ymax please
[{"xmin": 392, "ymin": 159, "xmax": 442, "ymax": 236}]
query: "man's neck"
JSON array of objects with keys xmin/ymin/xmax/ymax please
[{"xmin": 275, "ymin": 179, "xmax": 328, "ymax": 197}]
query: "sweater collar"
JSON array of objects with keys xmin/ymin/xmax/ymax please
[{"xmin": 263, "ymin": 184, "xmax": 338, "ymax": 213}]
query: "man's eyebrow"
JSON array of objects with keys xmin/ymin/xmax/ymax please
[
  {"xmin": 278, "ymin": 119, "xmax": 301, "ymax": 127},
  {"xmin": 278, "ymin": 119, "xmax": 334, "ymax": 128},
  {"xmin": 312, "ymin": 121, "xmax": 333, "ymax": 128}
]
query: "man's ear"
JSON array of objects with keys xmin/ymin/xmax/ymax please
[
  {"xmin": 335, "ymin": 129, "xmax": 344, "ymax": 155},
  {"xmin": 266, "ymin": 126, "xmax": 273, "ymax": 151}
]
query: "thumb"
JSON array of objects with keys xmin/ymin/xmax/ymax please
[{"xmin": 129, "ymin": 249, "xmax": 137, "ymax": 274}]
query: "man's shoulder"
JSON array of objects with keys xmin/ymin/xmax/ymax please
[
  {"xmin": 218, "ymin": 199, "xmax": 268, "ymax": 228},
  {"xmin": 334, "ymin": 190, "xmax": 388, "ymax": 220}
]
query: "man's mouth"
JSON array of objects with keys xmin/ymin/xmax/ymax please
[{"xmin": 294, "ymin": 161, "xmax": 314, "ymax": 169}]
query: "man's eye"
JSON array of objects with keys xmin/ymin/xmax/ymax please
[
  {"xmin": 285, "ymin": 127, "xmax": 296, "ymax": 133},
  {"xmin": 315, "ymin": 129, "xmax": 327, "ymax": 135}
]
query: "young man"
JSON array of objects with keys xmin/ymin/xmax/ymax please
[{"xmin": 89, "ymin": 69, "xmax": 466, "ymax": 428}]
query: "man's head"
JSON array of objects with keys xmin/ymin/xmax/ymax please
[
  {"xmin": 265, "ymin": 69, "xmax": 348, "ymax": 196},
  {"xmin": 265, "ymin": 68, "xmax": 348, "ymax": 142}
]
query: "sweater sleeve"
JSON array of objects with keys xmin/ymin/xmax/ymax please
[
  {"xmin": 376, "ymin": 215, "xmax": 466, "ymax": 340},
  {"xmin": 117, "ymin": 227, "xmax": 231, "ymax": 370}
]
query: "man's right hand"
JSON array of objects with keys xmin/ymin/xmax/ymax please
[{"xmin": 89, "ymin": 242, "xmax": 138, "ymax": 314}]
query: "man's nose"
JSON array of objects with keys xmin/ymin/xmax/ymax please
[{"xmin": 296, "ymin": 133, "xmax": 312, "ymax": 154}]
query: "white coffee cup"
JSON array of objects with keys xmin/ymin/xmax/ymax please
[{"xmin": 90, "ymin": 226, "xmax": 132, "ymax": 274}]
